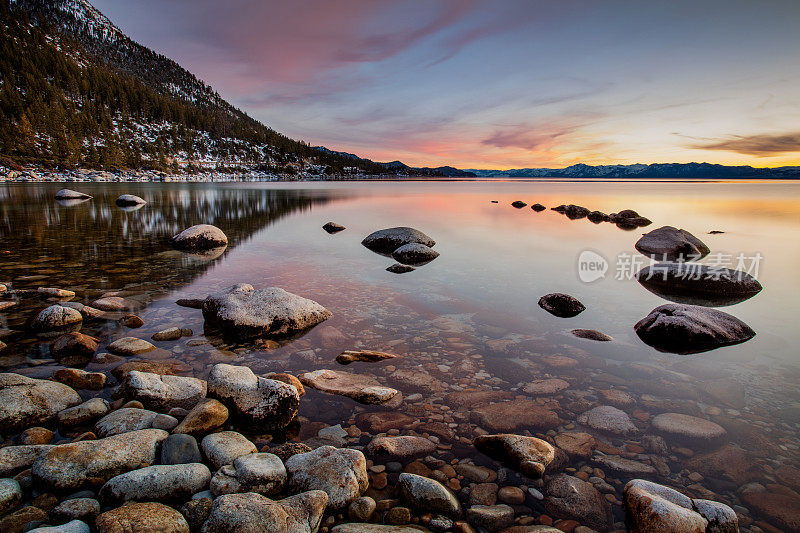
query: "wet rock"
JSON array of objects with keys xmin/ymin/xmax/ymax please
[
  {"xmin": 355, "ymin": 412, "xmax": 415, "ymax": 433},
  {"xmin": 471, "ymin": 400, "xmax": 559, "ymax": 432},
  {"xmin": 390, "ymin": 368, "xmax": 443, "ymax": 393},
  {"xmin": 201, "ymin": 490, "xmax": 327, "ymax": 533},
  {"xmin": 99, "ymin": 463, "xmax": 211, "ymax": 503},
  {"xmin": 53, "ymin": 368, "xmax": 106, "ymax": 390},
  {"xmin": 531, "ymin": 203, "xmax": 546, "ymax": 212},
  {"xmin": 512, "ymin": 201, "xmax": 527, "ymax": 208},
  {"xmin": 207, "ymin": 364, "xmax": 299, "ymax": 429},
  {"xmin": 397, "ymin": 472, "xmax": 461, "ymax": 517},
  {"xmin": 201, "ymin": 431, "xmax": 257, "ymax": 470},
  {"xmin": 203, "ymin": 284, "xmax": 331, "ymax": 339},
  {"xmin": 578, "ymin": 405, "xmax": 638, "ymax": 436},
  {"xmin": 337, "ymin": 350, "xmax": 398, "ymax": 365},
  {"xmin": 122, "ymin": 370, "xmax": 206, "ymax": 411},
  {"xmin": 473, "ymin": 434, "xmax": 554, "ymax": 478},
  {"xmin": 176, "ymin": 298, "xmax": 205, "ymax": 309},
  {"xmin": 651, "ymin": 413, "xmax": 726, "ymax": 445},
  {"xmin": 263, "ymin": 373, "xmax": 305, "ymax": 397},
  {"xmin": 50, "ymin": 333, "xmax": 98, "ymax": 367},
  {"xmin": 744, "ymin": 492, "xmax": 800, "ymax": 531},
  {"xmin": 634, "ymin": 303, "xmax": 755, "ymax": 354},
  {"xmin": 119, "ymin": 315, "xmax": 144, "ymax": 328},
  {"xmin": 562, "ymin": 204, "xmax": 591, "ymax": 220},
  {"xmin": 32, "ymin": 429, "xmax": 168, "ymax": 490},
  {"xmin": 151, "ymin": 327, "xmax": 183, "ymax": 341},
  {"xmin": 210, "ymin": 452, "xmax": 287, "ymax": 497},
  {"xmin": 361, "ymin": 227, "xmax": 436, "ymax": 254},
  {"xmin": 95, "ymin": 501, "xmax": 189, "ymax": 532},
  {"xmin": 161, "ymin": 434, "xmax": 203, "ymax": 465},
  {"xmin": 55, "ymin": 189, "xmax": 92, "ymax": 200},
  {"xmin": 635, "ymin": 226, "xmax": 710, "ymax": 261},
  {"xmin": 571, "ymin": 328, "xmax": 612, "ymax": 341},
  {"xmin": 299, "ymin": 369, "xmax": 398, "ymax": 404},
  {"xmin": 386, "ymin": 264, "xmax": 415, "ymax": 274},
  {"xmin": 323, "ymin": 222, "xmax": 346, "ymax": 233},
  {"xmin": 0, "ymin": 445, "xmax": 55, "ymax": 476},
  {"xmin": 171, "ymin": 224, "xmax": 228, "ymax": 250},
  {"xmin": 466, "ymin": 504, "xmax": 515, "ymax": 531},
  {"xmin": 57, "ymin": 398, "xmax": 110, "ymax": 427},
  {"xmin": 544, "ymin": 474, "xmax": 612, "ymax": 531},
  {"xmin": 367, "ymin": 436, "xmax": 436, "ymax": 461},
  {"xmin": 693, "ymin": 499, "xmax": 739, "ymax": 532},
  {"xmin": 624, "ymin": 479, "xmax": 707, "ymax": 532},
  {"xmin": 538, "ymin": 293, "xmax": 585, "ymax": 318},
  {"xmin": 94, "ymin": 408, "xmax": 162, "ymax": 437},
  {"xmin": 106, "ymin": 337, "xmax": 156, "ymax": 356},
  {"xmin": 637, "ymin": 262, "xmax": 763, "ymax": 307},
  {"xmin": 522, "ymin": 378, "xmax": 569, "ymax": 395},
  {"xmin": 172, "ymin": 398, "xmax": 229, "ymax": 436},
  {"xmin": 0, "ymin": 373, "xmax": 81, "ymax": 432},
  {"xmin": 286, "ymin": 446, "xmax": 368, "ymax": 509},
  {"xmin": 0, "ymin": 478, "xmax": 22, "ymax": 514},
  {"xmin": 50, "ymin": 498, "xmax": 100, "ymax": 523},
  {"xmin": 37, "ymin": 287, "xmax": 75, "ymax": 298},
  {"xmin": 115, "ymin": 194, "xmax": 146, "ymax": 207},
  {"xmin": 110, "ymin": 360, "xmax": 187, "ymax": 381},
  {"xmin": 91, "ymin": 297, "xmax": 140, "ymax": 312},
  {"xmin": 32, "ymin": 305, "xmax": 83, "ymax": 331},
  {"xmin": 391, "ymin": 243, "xmax": 439, "ymax": 265},
  {"xmin": 553, "ymin": 432, "xmax": 595, "ymax": 458}
]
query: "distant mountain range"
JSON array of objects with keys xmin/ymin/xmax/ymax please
[{"xmin": 465, "ymin": 163, "xmax": 800, "ymax": 179}]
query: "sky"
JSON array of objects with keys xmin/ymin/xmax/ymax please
[{"xmin": 92, "ymin": 0, "xmax": 800, "ymax": 169}]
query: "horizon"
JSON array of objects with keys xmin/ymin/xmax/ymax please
[{"xmin": 93, "ymin": 0, "xmax": 800, "ymax": 169}]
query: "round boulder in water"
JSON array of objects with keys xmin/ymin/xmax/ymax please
[
  {"xmin": 635, "ymin": 226, "xmax": 710, "ymax": 261},
  {"xmin": 115, "ymin": 194, "xmax": 147, "ymax": 207},
  {"xmin": 634, "ymin": 303, "xmax": 755, "ymax": 354},
  {"xmin": 538, "ymin": 293, "xmax": 585, "ymax": 318},
  {"xmin": 391, "ymin": 243, "xmax": 439, "ymax": 265},
  {"xmin": 361, "ymin": 227, "xmax": 435, "ymax": 255},
  {"xmin": 170, "ymin": 224, "xmax": 228, "ymax": 251},
  {"xmin": 323, "ymin": 222, "xmax": 345, "ymax": 234}
]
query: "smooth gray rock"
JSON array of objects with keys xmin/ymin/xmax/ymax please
[
  {"xmin": 171, "ymin": 224, "xmax": 228, "ymax": 250},
  {"xmin": 94, "ymin": 407, "xmax": 160, "ymax": 437},
  {"xmin": 397, "ymin": 472, "xmax": 461, "ymax": 517},
  {"xmin": 361, "ymin": 227, "xmax": 436, "ymax": 254},
  {"xmin": 122, "ymin": 371, "xmax": 207, "ymax": 411},
  {"xmin": 201, "ymin": 490, "xmax": 327, "ymax": 533},
  {"xmin": 0, "ymin": 373, "xmax": 81, "ymax": 432},
  {"xmin": 286, "ymin": 446, "xmax": 368, "ymax": 509},
  {"xmin": 473, "ymin": 434, "xmax": 555, "ymax": 478},
  {"xmin": 201, "ymin": 431, "xmax": 257, "ymax": 470},
  {"xmin": 161, "ymin": 434, "xmax": 203, "ymax": 465},
  {"xmin": 203, "ymin": 284, "xmax": 331, "ymax": 339},
  {"xmin": 210, "ymin": 452, "xmax": 287, "ymax": 497},
  {"xmin": 99, "ymin": 463, "xmax": 211, "ymax": 503},
  {"xmin": 32, "ymin": 305, "xmax": 83, "ymax": 331},
  {"xmin": 635, "ymin": 226, "xmax": 710, "ymax": 261},
  {"xmin": 391, "ymin": 243, "xmax": 439, "ymax": 265},
  {"xmin": 57, "ymin": 398, "xmax": 110, "ymax": 427},
  {"xmin": 299, "ymin": 370, "xmax": 398, "ymax": 405},
  {"xmin": 634, "ymin": 303, "xmax": 755, "ymax": 354}
]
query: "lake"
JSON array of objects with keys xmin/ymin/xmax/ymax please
[{"xmin": 1, "ymin": 179, "xmax": 799, "ymax": 531}]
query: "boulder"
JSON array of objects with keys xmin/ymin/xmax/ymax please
[
  {"xmin": 50, "ymin": 333, "xmax": 98, "ymax": 367},
  {"xmin": 537, "ymin": 293, "xmax": 585, "ymax": 318},
  {"xmin": 511, "ymin": 201, "xmax": 527, "ymax": 208},
  {"xmin": 57, "ymin": 398, "xmax": 110, "ymax": 427},
  {"xmin": 0, "ymin": 373, "xmax": 81, "ymax": 432},
  {"xmin": 578, "ymin": 405, "xmax": 638, "ymax": 436},
  {"xmin": 173, "ymin": 398, "xmax": 229, "ymax": 436},
  {"xmin": 471, "ymin": 399, "xmax": 559, "ymax": 432},
  {"xmin": 171, "ymin": 224, "xmax": 228, "ymax": 250},
  {"xmin": 37, "ymin": 287, "xmax": 75, "ymax": 298},
  {"xmin": 544, "ymin": 474, "xmax": 612, "ymax": 531},
  {"xmin": 122, "ymin": 371, "xmax": 207, "ymax": 411},
  {"xmin": 634, "ymin": 304, "xmax": 755, "ymax": 354},
  {"xmin": 90, "ymin": 297, "xmax": 140, "ymax": 312},
  {"xmin": 286, "ymin": 446, "xmax": 368, "ymax": 509},
  {"xmin": 99, "ymin": 463, "xmax": 211, "ymax": 503},
  {"xmin": 32, "ymin": 305, "xmax": 83, "ymax": 331},
  {"xmin": 50, "ymin": 498, "xmax": 100, "ymax": 523},
  {"xmin": 32, "ymin": 429, "xmax": 168, "ymax": 490},
  {"xmin": 742, "ymin": 491, "xmax": 800, "ymax": 531},
  {"xmin": 53, "ymin": 368, "xmax": 106, "ymax": 390},
  {"xmin": 106, "ymin": 337, "xmax": 156, "ymax": 356},
  {"xmin": 473, "ymin": 434, "xmax": 554, "ymax": 478},
  {"xmin": 397, "ymin": 473, "xmax": 461, "ymax": 517},
  {"xmin": 531, "ymin": 203, "xmax": 546, "ymax": 212},
  {"xmin": 161, "ymin": 434, "xmax": 203, "ymax": 465},
  {"xmin": 207, "ymin": 364, "xmax": 299, "ymax": 429},
  {"xmin": 367, "ymin": 436, "xmax": 436, "ymax": 461},
  {"xmin": 201, "ymin": 490, "xmax": 327, "ymax": 533},
  {"xmin": 332, "ymin": 526, "xmax": 424, "ymax": 533},
  {"xmin": 466, "ymin": 504, "xmax": 515, "ymax": 531},
  {"xmin": 115, "ymin": 194, "xmax": 146, "ymax": 207},
  {"xmin": 94, "ymin": 407, "xmax": 165, "ymax": 437},
  {"xmin": 29, "ymin": 520, "xmax": 91, "ymax": 533},
  {"xmin": 637, "ymin": 263, "xmax": 762, "ymax": 306},
  {"xmin": 201, "ymin": 431, "xmax": 257, "ymax": 470},
  {"xmin": 593, "ymin": 455, "xmax": 656, "ymax": 475},
  {"xmin": 391, "ymin": 243, "xmax": 439, "ymax": 266},
  {"xmin": 587, "ymin": 210, "xmax": 610, "ymax": 223},
  {"xmin": 299, "ymin": 369, "xmax": 398, "ymax": 405},
  {"xmin": 95, "ymin": 501, "xmax": 189, "ymax": 533},
  {"xmin": 635, "ymin": 226, "xmax": 710, "ymax": 261},
  {"xmin": 323, "ymin": 222, "xmax": 346, "ymax": 233},
  {"xmin": 0, "ymin": 445, "xmax": 56, "ymax": 476},
  {"xmin": 203, "ymin": 284, "xmax": 331, "ymax": 339},
  {"xmin": 210, "ymin": 452, "xmax": 287, "ymax": 497},
  {"xmin": 650, "ymin": 413, "xmax": 726, "ymax": 445},
  {"xmin": 55, "ymin": 189, "xmax": 92, "ymax": 200},
  {"xmin": 361, "ymin": 227, "xmax": 436, "ymax": 255},
  {"xmin": 553, "ymin": 432, "xmax": 595, "ymax": 459},
  {"xmin": 151, "ymin": 327, "xmax": 183, "ymax": 341}
]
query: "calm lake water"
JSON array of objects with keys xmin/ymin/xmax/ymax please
[{"xmin": 1, "ymin": 179, "xmax": 799, "ymax": 529}]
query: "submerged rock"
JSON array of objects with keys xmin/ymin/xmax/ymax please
[
  {"xmin": 578, "ymin": 405, "xmax": 638, "ymax": 436},
  {"xmin": 367, "ymin": 436, "xmax": 436, "ymax": 461},
  {"xmin": 55, "ymin": 189, "xmax": 92, "ymax": 200},
  {"xmin": 538, "ymin": 293, "xmax": 585, "ymax": 318},
  {"xmin": 115, "ymin": 194, "xmax": 147, "ymax": 207},
  {"xmin": 336, "ymin": 350, "xmax": 398, "ymax": 365},
  {"xmin": 361, "ymin": 227, "xmax": 436, "ymax": 255},
  {"xmin": 386, "ymin": 264, "xmax": 415, "ymax": 274},
  {"xmin": 323, "ymin": 222, "xmax": 346, "ymax": 233},
  {"xmin": 636, "ymin": 262, "xmax": 762, "ymax": 306},
  {"xmin": 397, "ymin": 473, "xmax": 461, "ymax": 517},
  {"xmin": 651, "ymin": 413, "xmax": 726, "ymax": 445},
  {"xmin": 299, "ymin": 369, "xmax": 399, "ymax": 404},
  {"xmin": 391, "ymin": 243, "xmax": 440, "ymax": 265},
  {"xmin": 51, "ymin": 333, "xmax": 99, "ymax": 366},
  {"xmin": 635, "ymin": 226, "xmax": 710, "ymax": 261},
  {"xmin": 106, "ymin": 337, "xmax": 156, "ymax": 356},
  {"xmin": 201, "ymin": 490, "xmax": 327, "ymax": 533},
  {"xmin": 170, "ymin": 224, "xmax": 228, "ymax": 250},
  {"xmin": 32, "ymin": 305, "xmax": 83, "ymax": 331},
  {"xmin": 473, "ymin": 434, "xmax": 554, "ymax": 478},
  {"xmin": 0, "ymin": 373, "xmax": 82, "ymax": 432},
  {"xmin": 545, "ymin": 474, "xmax": 612, "ymax": 531},
  {"xmin": 522, "ymin": 378, "xmax": 569, "ymax": 395},
  {"xmin": 634, "ymin": 303, "xmax": 755, "ymax": 354},
  {"xmin": 471, "ymin": 399, "xmax": 559, "ymax": 432},
  {"xmin": 286, "ymin": 446, "xmax": 368, "ymax": 509},
  {"xmin": 203, "ymin": 284, "xmax": 331, "ymax": 339}
]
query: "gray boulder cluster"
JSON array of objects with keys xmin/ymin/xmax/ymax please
[{"xmin": 361, "ymin": 227, "xmax": 440, "ymax": 274}]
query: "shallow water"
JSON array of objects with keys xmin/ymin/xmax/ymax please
[{"xmin": 1, "ymin": 180, "xmax": 799, "ymax": 529}]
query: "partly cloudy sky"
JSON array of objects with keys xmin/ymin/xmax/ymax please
[{"xmin": 93, "ymin": 0, "xmax": 800, "ymax": 168}]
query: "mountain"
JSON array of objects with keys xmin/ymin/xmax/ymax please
[
  {"xmin": 1, "ymin": 0, "xmax": 474, "ymax": 176},
  {"xmin": 465, "ymin": 163, "xmax": 800, "ymax": 179},
  {"xmin": 313, "ymin": 147, "xmax": 476, "ymax": 177}
]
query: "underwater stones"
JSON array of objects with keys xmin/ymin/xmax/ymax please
[
  {"xmin": 650, "ymin": 413, "xmax": 726, "ymax": 445},
  {"xmin": 90, "ymin": 297, "xmax": 140, "ymax": 311},
  {"xmin": 367, "ymin": 436, "xmax": 437, "ymax": 461},
  {"xmin": 553, "ymin": 432, "xmax": 596, "ymax": 458},
  {"xmin": 207, "ymin": 364, "xmax": 299, "ymax": 429},
  {"xmin": 323, "ymin": 222, "xmax": 346, "ymax": 233},
  {"xmin": 106, "ymin": 337, "xmax": 156, "ymax": 356},
  {"xmin": 578, "ymin": 405, "xmax": 638, "ymax": 436},
  {"xmin": 286, "ymin": 446, "xmax": 368, "ymax": 509},
  {"xmin": 299, "ymin": 369, "xmax": 398, "ymax": 404},
  {"xmin": 170, "ymin": 224, "xmax": 228, "ymax": 250},
  {"xmin": 571, "ymin": 328, "xmax": 612, "ymax": 341},
  {"xmin": 361, "ymin": 227, "xmax": 436, "ymax": 254},
  {"xmin": 397, "ymin": 473, "xmax": 461, "ymax": 517},
  {"xmin": 471, "ymin": 399, "xmax": 559, "ymax": 432},
  {"xmin": 201, "ymin": 490, "xmax": 327, "ymax": 533},
  {"xmin": 51, "ymin": 333, "xmax": 99, "ymax": 367},
  {"xmin": 203, "ymin": 284, "xmax": 331, "ymax": 339},
  {"xmin": 473, "ymin": 434, "xmax": 554, "ymax": 478},
  {"xmin": 742, "ymin": 491, "xmax": 800, "ymax": 532},
  {"xmin": 32, "ymin": 305, "xmax": 83, "ymax": 331},
  {"xmin": 391, "ymin": 243, "xmax": 439, "ymax": 265},
  {"xmin": 635, "ymin": 226, "xmax": 710, "ymax": 261},
  {"xmin": 151, "ymin": 327, "xmax": 183, "ymax": 341},
  {"xmin": 115, "ymin": 194, "xmax": 146, "ymax": 207},
  {"xmin": 355, "ymin": 412, "xmax": 415, "ymax": 433},
  {"xmin": 593, "ymin": 455, "xmax": 656, "ymax": 475},
  {"xmin": 336, "ymin": 350, "xmax": 398, "ymax": 365},
  {"xmin": 544, "ymin": 474, "xmax": 612, "ymax": 532},
  {"xmin": 538, "ymin": 293, "xmax": 585, "ymax": 318},
  {"xmin": 122, "ymin": 370, "xmax": 207, "ymax": 411},
  {"xmin": 37, "ymin": 287, "xmax": 75, "ymax": 298},
  {"xmin": 55, "ymin": 189, "xmax": 92, "ymax": 200},
  {"xmin": 522, "ymin": 378, "xmax": 569, "ymax": 396},
  {"xmin": 634, "ymin": 304, "xmax": 755, "ymax": 354},
  {"xmin": 637, "ymin": 262, "xmax": 762, "ymax": 306},
  {"xmin": 0, "ymin": 373, "xmax": 81, "ymax": 432},
  {"xmin": 99, "ymin": 463, "xmax": 211, "ymax": 503}
]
